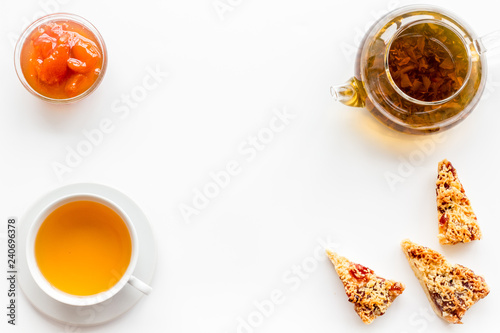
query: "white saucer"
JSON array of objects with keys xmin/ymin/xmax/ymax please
[{"xmin": 18, "ymin": 183, "xmax": 157, "ymax": 327}]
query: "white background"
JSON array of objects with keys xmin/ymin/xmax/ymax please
[{"xmin": 1, "ymin": 0, "xmax": 500, "ymax": 332}]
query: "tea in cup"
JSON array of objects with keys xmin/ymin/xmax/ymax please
[{"xmin": 26, "ymin": 194, "xmax": 151, "ymax": 306}]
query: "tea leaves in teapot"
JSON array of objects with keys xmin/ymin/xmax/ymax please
[{"xmin": 388, "ymin": 22, "xmax": 469, "ymax": 103}]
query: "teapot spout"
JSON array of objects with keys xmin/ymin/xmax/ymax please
[{"xmin": 330, "ymin": 77, "xmax": 366, "ymax": 108}]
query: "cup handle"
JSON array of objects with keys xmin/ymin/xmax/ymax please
[{"xmin": 128, "ymin": 275, "xmax": 152, "ymax": 295}]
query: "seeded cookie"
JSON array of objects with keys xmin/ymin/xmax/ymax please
[
  {"xmin": 436, "ymin": 159, "xmax": 481, "ymax": 244},
  {"xmin": 401, "ymin": 239, "xmax": 489, "ymax": 324},
  {"xmin": 326, "ymin": 250, "xmax": 405, "ymax": 324}
]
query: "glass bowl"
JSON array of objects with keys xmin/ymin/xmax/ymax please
[{"xmin": 14, "ymin": 13, "xmax": 108, "ymax": 104}]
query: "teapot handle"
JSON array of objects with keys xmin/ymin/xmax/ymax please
[{"xmin": 475, "ymin": 30, "xmax": 500, "ymax": 54}]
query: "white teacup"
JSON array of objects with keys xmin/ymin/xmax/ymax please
[{"xmin": 26, "ymin": 193, "xmax": 152, "ymax": 306}]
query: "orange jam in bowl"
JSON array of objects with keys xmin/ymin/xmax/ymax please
[{"xmin": 14, "ymin": 13, "xmax": 107, "ymax": 103}]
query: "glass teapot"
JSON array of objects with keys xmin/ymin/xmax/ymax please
[{"xmin": 332, "ymin": 5, "xmax": 500, "ymax": 134}]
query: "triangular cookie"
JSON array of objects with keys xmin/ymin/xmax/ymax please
[
  {"xmin": 401, "ymin": 239, "xmax": 489, "ymax": 324},
  {"xmin": 326, "ymin": 250, "xmax": 405, "ymax": 324},
  {"xmin": 436, "ymin": 159, "xmax": 481, "ymax": 245}
]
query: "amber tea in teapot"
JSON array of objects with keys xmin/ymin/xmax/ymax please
[{"xmin": 332, "ymin": 6, "xmax": 500, "ymax": 134}]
